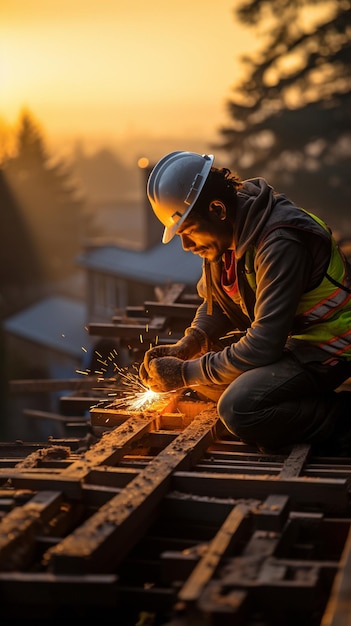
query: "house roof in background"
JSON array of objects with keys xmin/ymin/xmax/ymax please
[
  {"xmin": 3, "ymin": 296, "xmax": 91, "ymax": 359},
  {"xmin": 77, "ymin": 236, "xmax": 203, "ymax": 285}
]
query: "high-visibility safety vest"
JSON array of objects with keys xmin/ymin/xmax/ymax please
[{"xmin": 245, "ymin": 211, "xmax": 351, "ymax": 360}]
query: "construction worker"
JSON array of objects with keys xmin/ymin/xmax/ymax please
[{"xmin": 139, "ymin": 151, "xmax": 351, "ymax": 455}]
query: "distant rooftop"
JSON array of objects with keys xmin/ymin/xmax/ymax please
[
  {"xmin": 3, "ymin": 296, "xmax": 92, "ymax": 359},
  {"xmin": 77, "ymin": 236, "xmax": 203, "ymax": 286}
]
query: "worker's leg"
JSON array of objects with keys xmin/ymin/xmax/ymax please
[{"xmin": 217, "ymin": 351, "xmax": 351, "ymax": 454}]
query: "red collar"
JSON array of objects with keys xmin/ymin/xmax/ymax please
[{"xmin": 221, "ymin": 250, "xmax": 238, "ymax": 296}]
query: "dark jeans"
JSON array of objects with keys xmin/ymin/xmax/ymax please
[{"xmin": 216, "ymin": 351, "xmax": 351, "ymax": 454}]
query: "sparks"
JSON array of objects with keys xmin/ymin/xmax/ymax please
[
  {"xmin": 75, "ymin": 345, "xmax": 167, "ymax": 412},
  {"xmin": 128, "ymin": 387, "xmax": 162, "ymax": 411},
  {"xmin": 76, "ymin": 369, "xmax": 89, "ymax": 376},
  {"xmin": 107, "ymin": 369, "xmax": 165, "ymax": 411}
]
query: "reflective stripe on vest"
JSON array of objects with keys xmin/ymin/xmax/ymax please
[
  {"xmin": 244, "ymin": 211, "xmax": 351, "ymax": 359},
  {"xmin": 294, "ymin": 233, "xmax": 351, "ymax": 328},
  {"xmin": 289, "ymin": 212, "xmax": 351, "ymax": 358},
  {"xmin": 321, "ymin": 327, "xmax": 351, "ymax": 356}
]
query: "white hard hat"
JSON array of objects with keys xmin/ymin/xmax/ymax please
[{"xmin": 147, "ymin": 151, "xmax": 214, "ymax": 243}]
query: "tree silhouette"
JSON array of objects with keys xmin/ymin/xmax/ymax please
[
  {"xmin": 215, "ymin": 0, "xmax": 351, "ymax": 232},
  {"xmin": 15, "ymin": 109, "xmax": 47, "ymax": 168},
  {"xmin": 3, "ymin": 109, "xmax": 86, "ymax": 283},
  {"xmin": 0, "ymin": 169, "xmax": 45, "ymax": 319}
]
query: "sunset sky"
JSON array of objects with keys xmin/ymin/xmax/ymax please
[{"xmin": 1, "ymin": 0, "xmax": 258, "ymax": 162}]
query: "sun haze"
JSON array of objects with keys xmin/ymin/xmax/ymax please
[{"xmin": 1, "ymin": 0, "xmax": 257, "ymax": 159}]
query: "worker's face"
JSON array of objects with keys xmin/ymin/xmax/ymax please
[{"xmin": 176, "ymin": 201, "xmax": 233, "ymax": 261}]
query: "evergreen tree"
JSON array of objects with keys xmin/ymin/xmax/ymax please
[
  {"xmin": 3, "ymin": 109, "xmax": 86, "ymax": 283},
  {"xmin": 215, "ymin": 0, "xmax": 351, "ymax": 232},
  {"xmin": 0, "ymin": 169, "xmax": 45, "ymax": 318}
]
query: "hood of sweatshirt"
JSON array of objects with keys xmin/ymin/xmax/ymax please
[
  {"xmin": 202, "ymin": 177, "xmax": 277, "ymax": 314},
  {"xmin": 233, "ymin": 177, "xmax": 276, "ymax": 259}
]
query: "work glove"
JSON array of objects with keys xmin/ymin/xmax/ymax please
[
  {"xmin": 139, "ymin": 356, "xmax": 185, "ymax": 393},
  {"xmin": 143, "ymin": 329, "xmax": 205, "ymax": 370}
]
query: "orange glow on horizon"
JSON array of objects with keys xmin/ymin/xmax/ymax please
[
  {"xmin": 2, "ymin": 1, "xmax": 332, "ymax": 164},
  {"xmin": 1, "ymin": 0, "xmax": 258, "ymax": 158}
]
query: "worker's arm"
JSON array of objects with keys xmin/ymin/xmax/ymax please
[{"xmin": 183, "ymin": 236, "xmax": 316, "ymax": 387}]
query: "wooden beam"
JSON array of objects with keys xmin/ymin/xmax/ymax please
[
  {"xmin": 0, "ymin": 572, "xmax": 119, "ymax": 607},
  {"xmin": 9, "ymin": 377, "xmax": 106, "ymax": 393},
  {"xmin": 280, "ymin": 444, "xmax": 311, "ymax": 478},
  {"xmin": 143, "ymin": 301, "xmax": 198, "ymax": 319},
  {"xmin": 172, "ymin": 471, "xmax": 351, "ymax": 514},
  {"xmin": 178, "ymin": 501, "xmax": 257, "ymax": 604},
  {"xmin": 23, "ymin": 409, "xmax": 89, "ymax": 423},
  {"xmin": 0, "ymin": 491, "xmax": 64, "ymax": 570},
  {"xmin": 321, "ymin": 523, "xmax": 351, "ymax": 626},
  {"xmin": 44, "ymin": 408, "xmax": 219, "ymax": 574}
]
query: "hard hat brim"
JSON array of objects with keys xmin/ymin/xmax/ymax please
[{"xmin": 161, "ymin": 153, "xmax": 214, "ymax": 244}]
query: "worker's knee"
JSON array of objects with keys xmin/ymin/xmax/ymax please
[{"xmin": 217, "ymin": 384, "xmax": 255, "ymax": 439}]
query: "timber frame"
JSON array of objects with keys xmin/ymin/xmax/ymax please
[{"xmin": 4, "ymin": 283, "xmax": 351, "ymax": 626}]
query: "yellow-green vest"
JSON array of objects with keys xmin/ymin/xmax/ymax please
[{"xmin": 245, "ymin": 211, "xmax": 351, "ymax": 360}]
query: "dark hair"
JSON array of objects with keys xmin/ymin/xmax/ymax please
[{"xmin": 192, "ymin": 166, "xmax": 242, "ymax": 215}]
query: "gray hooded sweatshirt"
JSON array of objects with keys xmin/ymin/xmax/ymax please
[{"xmin": 182, "ymin": 177, "xmax": 346, "ymax": 387}]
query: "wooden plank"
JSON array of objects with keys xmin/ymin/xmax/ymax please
[
  {"xmin": 306, "ymin": 466, "xmax": 351, "ymax": 479},
  {"xmin": 0, "ymin": 472, "xmax": 83, "ymax": 499},
  {"xmin": 194, "ymin": 461, "xmax": 281, "ymax": 475},
  {"xmin": 198, "ymin": 583, "xmax": 249, "ymax": 622},
  {"xmin": 0, "ymin": 491, "xmax": 63, "ymax": 569},
  {"xmin": 162, "ymin": 492, "xmax": 245, "ymax": 525},
  {"xmin": 279, "ymin": 444, "xmax": 311, "ymax": 478},
  {"xmin": 23, "ymin": 409, "xmax": 89, "ymax": 423},
  {"xmin": 143, "ymin": 301, "xmax": 198, "ymax": 319},
  {"xmin": 204, "ymin": 452, "xmax": 284, "ymax": 465},
  {"xmin": 321, "ymin": 523, "xmax": 351, "ymax": 626},
  {"xmin": 200, "ymin": 453, "xmax": 351, "ymax": 479},
  {"xmin": 44, "ymin": 409, "xmax": 219, "ymax": 574},
  {"xmin": 62, "ymin": 412, "xmax": 158, "ymax": 475},
  {"xmin": 0, "ymin": 411, "xmax": 160, "ymax": 492},
  {"xmin": 255, "ymin": 494, "xmax": 290, "ymax": 531},
  {"xmin": 178, "ymin": 501, "xmax": 258, "ymax": 604},
  {"xmin": 0, "ymin": 572, "xmax": 119, "ymax": 608},
  {"xmin": 190, "ymin": 520, "xmax": 338, "ymax": 621},
  {"xmin": 124, "ymin": 305, "xmax": 146, "ymax": 317},
  {"xmin": 172, "ymin": 471, "xmax": 351, "ymax": 513},
  {"xmin": 88, "ymin": 316, "xmax": 167, "ymax": 339},
  {"xmin": 8, "ymin": 377, "xmax": 104, "ymax": 393}
]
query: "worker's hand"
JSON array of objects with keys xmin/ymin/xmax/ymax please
[
  {"xmin": 143, "ymin": 331, "xmax": 203, "ymax": 370},
  {"xmin": 139, "ymin": 356, "xmax": 185, "ymax": 393},
  {"xmin": 143, "ymin": 344, "xmax": 184, "ymax": 370}
]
